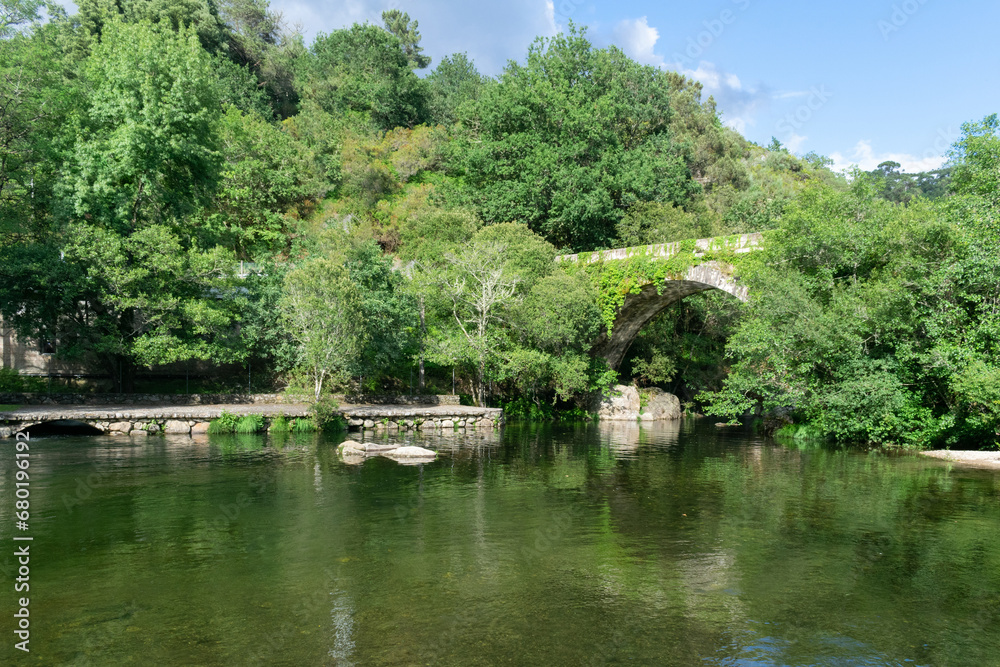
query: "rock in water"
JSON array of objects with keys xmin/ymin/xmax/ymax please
[
  {"xmin": 382, "ymin": 446, "xmax": 436, "ymax": 460},
  {"xmin": 596, "ymin": 385, "xmax": 641, "ymax": 420},
  {"xmin": 338, "ymin": 440, "xmax": 366, "ymax": 455},
  {"xmin": 596, "ymin": 385, "xmax": 681, "ymax": 421},
  {"xmin": 639, "ymin": 388, "xmax": 681, "ymax": 421}
]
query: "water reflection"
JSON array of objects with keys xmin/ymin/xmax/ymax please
[{"xmin": 1, "ymin": 422, "xmax": 998, "ymax": 665}]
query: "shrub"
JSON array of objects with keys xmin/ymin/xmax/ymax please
[
  {"xmin": 311, "ymin": 397, "xmax": 345, "ymax": 431},
  {"xmin": 208, "ymin": 411, "xmax": 265, "ymax": 434}
]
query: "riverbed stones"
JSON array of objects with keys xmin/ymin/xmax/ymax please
[
  {"xmin": 338, "ymin": 440, "xmax": 367, "ymax": 455},
  {"xmin": 109, "ymin": 421, "xmax": 132, "ymax": 433}
]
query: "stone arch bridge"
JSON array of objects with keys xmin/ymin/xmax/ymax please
[{"xmin": 557, "ymin": 233, "xmax": 761, "ymax": 370}]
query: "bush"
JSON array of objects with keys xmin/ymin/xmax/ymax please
[
  {"xmin": 311, "ymin": 397, "xmax": 345, "ymax": 431},
  {"xmin": 208, "ymin": 411, "xmax": 265, "ymax": 434},
  {"xmin": 0, "ymin": 368, "xmax": 47, "ymax": 393}
]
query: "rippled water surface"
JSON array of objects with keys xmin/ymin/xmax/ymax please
[{"xmin": 2, "ymin": 420, "xmax": 999, "ymax": 665}]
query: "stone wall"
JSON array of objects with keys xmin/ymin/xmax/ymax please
[
  {"xmin": 345, "ymin": 413, "xmax": 500, "ymax": 432},
  {"xmin": 336, "ymin": 394, "xmax": 460, "ymax": 406}
]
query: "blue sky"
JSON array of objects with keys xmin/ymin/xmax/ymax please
[{"xmin": 274, "ymin": 0, "xmax": 1000, "ymax": 173}]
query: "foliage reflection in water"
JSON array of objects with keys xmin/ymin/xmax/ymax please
[{"xmin": 1, "ymin": 421, "xmax": 998, "ymax": 665}]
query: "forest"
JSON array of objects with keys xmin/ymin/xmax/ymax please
[{"xmin": 0, "ymin": 0, "xmax": 997, "ymax": 448}]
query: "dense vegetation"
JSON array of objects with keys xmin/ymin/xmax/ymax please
[{"xmin": 0, "ymin": 0, "xmax": 996, "ymax": 448}]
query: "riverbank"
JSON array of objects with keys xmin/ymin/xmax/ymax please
[{"xmin": 920, "ymin": 450, "xmax": 1000, "ymax": 470}]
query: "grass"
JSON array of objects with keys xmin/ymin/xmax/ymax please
[{"xmin": 0, "ymin": 405, "xmax": 21, "ymax": 412}]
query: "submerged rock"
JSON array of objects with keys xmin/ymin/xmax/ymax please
[
  {"xmin": 338, "ymin": 440, "xmax": 367, "ymax": 455},
  {"xmin": 382, "ymin": 446, "xmax": 436, "ymax": 460}
]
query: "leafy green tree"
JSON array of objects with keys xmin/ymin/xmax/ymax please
[
  {"xmin": 77, "ymin": 0, "xmax": 227, "ymax": 53},
  {"xmin": 3, "ymin": 21, "xmax": 240, "ymax": 390},
  {"xmin": 281, "ymin": 256, "xmax": 365, "ymax": 400},
  {"xmin": 217, "ymin": 0, "xmax": 302, "ymax": 118},
  {"xmin": 0, "ymin": 25, "xmax": 78, "ymax": 243},
  {"xmin": 425, "ymin": 53, "xmax": 484, "ymax": 126},
  {"xmin": 398, "ymin": 208, "xmax": 481, "ymax": 391},
  {"xmin": 297, "ymin": 23, "xmax": 427, "ymax": 131},
  {"xmin": 507, "ymin": 271, "xmax": 604, "ymax": 402},
  {"xmin": 0, "ymin": 0, "xmax": 41, "ymax": 37},
  {"xmin": 381, "ymin": 9, "xmax": 430, "ymax": 69},
  {"xmin": 210, "ymin": 106, "xmax": 313, "ymax": 256},
  {"xmin": 459, "ymin": 25, "xmax": 696, "ymax": 250},
  {"xmin": 702, "ymin": 172, "xmax": 1000, "ymax": 448},
  {"xmin": 59, "ymin": 20, "xmax": 222, "ymax": 228},
  {"xmin": 342, "ymin": 240, "xmax": 417, "ymax": 389}
]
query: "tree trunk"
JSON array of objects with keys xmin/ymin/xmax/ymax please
[{"xmin": 418, "ymin": 297, "xmax": 426, "ymax": 392}]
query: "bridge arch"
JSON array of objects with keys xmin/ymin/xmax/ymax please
[
  {"xmin": 592, "ymin": 261, "xmax": 749, "ymax": 370},
  {"xmin": 557, "ymin": 234, "xmax": 759, "ymax": 371}
]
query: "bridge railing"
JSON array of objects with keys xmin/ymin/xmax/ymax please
[{"xmin": 555, "ymin": 232, "xmax": 762, "ymax": 264}]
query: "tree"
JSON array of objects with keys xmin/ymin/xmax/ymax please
[
  {"xmin": 59, "ymin": 20, "xmax": 222, "ymax": 229},
  {"xmin": 217, "ymin": 0, "xmax": 302, "ymax": 118},
  {"xmin": 296, "ymin": 23, "xmax": 427, "ymax": 131},
  {"xmin": 4, "ymin": 21, "xmax": 240, "ymax": 390},
  {"xmin": 342, "ymin": 240, "xmax": 417, "ymax": 389},
  {"xmin": 425, "ymin": 53, "xmax": 484, "ymax": 125},
  {"xmin": 442, "ymin": 238, "xmax": 520, "ymax": 405},
  {"xmin": 460, "ymin": 25, "xmax": 696, "ymax": 250},
  {"xmin": 281, "ymin": 257, "xmax": 365, "ymax": 400},
  {"xmin": 0, "ymin": 0, "xmax": 41, "ymax": 38},
  {"xmin": 381, "ymin": 9, "xmax": 430, "ymax": 69}
]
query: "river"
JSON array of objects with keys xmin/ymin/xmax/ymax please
[{"xmin": 2, "ymin": 420, "xmax": 998, "ymax": 665}]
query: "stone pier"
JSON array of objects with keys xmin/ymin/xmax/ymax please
[{"xmin": 0, "ymin": 403, "xmax": 503, "ymax": 438}]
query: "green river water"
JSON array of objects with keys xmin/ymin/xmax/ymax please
[{"xmin": 2, "ymin": 420, "xmax": 999, "ymax": 666}]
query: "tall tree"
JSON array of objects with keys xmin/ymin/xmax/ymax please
[
  {"xmin": 460, "ymin": 25, "xmax": 696, "ymax": 251},
  {"xmin": 1, "ymin": 21, "xmax": 241, "ymax": 391},
  {"xmin": 281, "ymin": 257, "xmax": 365, "ymax": 400},
  {"xmin": 296, "ymin": 23, "xmax": 427, "ymax": 131},
  {"xmin": 426, "ymin": 52, "xmax": 484, "ymax": 126},
  {"xmin": 381, "ymin": 9, "xmax": 430, "ymax": 69},
  {"xmin": 0, "ymin": 0, "xmax": 41, "ymax": 38}
]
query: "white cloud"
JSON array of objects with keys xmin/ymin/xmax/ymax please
[
  {"xmin": 673, "ymin": 61, "xmax": 770, "ymax": 134},
  {"xmin": 612, "ymin": 17, "xmax": 664, "ymax": 67},
  {"xmin": 785, "ymin": 132, "xmax": 808, "ymax": 152},
  {"xmin": 830, "ymin": 140, "xmax": 947, "ymax": 173},
  {"xmin": 544, "ymin": 1, "xmax": 558, "ymax": 35}
]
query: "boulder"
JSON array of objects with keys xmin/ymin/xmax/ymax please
[
  {"xmin": 596, "ymin": 385, "xmax": 641, "ymax": 421},
  {"xmin": 164, "ymin": 420, "xmax": 191, "ymax": 434},
  {"xmin": 338, "ymin": 440, "xmax": 367, "ymax": 455},
  {"xmin": 596, "ymin": 385, "xmax": 681, "ymax": 422},
  {"xmin": 191, "ymin": 422, "xmax": 210, "ymax": 434},
  {"xmin": 639, "ymin": 388, "xmax": 681, "ymax": 421}
]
